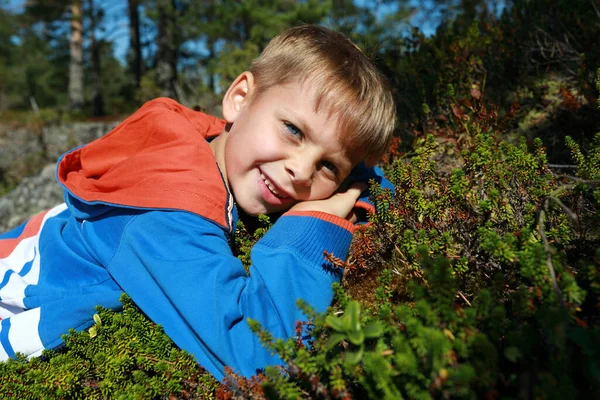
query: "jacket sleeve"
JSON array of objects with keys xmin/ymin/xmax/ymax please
[{"xmin": 92, "ymin": 209, "xmax": 354, "ymax": 381}]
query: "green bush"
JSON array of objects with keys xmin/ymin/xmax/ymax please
[
  {"xmin": 0, "ymin": 295, "xmax": 219, "ymax": 399},
  {"xmin": 221, "ymin": 117, "xmax": 600, "ymax": 400},
  {"xmin": 1, "ymin": 2, "xmax": 599, "ymax": 398},
  {"xmin": 218, "ymin": 31, "xmax": 600, "ymax": 400},
  {"xmin": 380, "ymin": 0, "xmax": 600, "ymax": 162}
]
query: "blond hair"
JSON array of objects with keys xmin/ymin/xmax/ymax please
[{"xmin": 249, "ymin": 25, "xmax": 395, "ymax": 165}]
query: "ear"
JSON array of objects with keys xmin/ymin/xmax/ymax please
[{"xmin": 222, "ymin": 71, "xmax": 255, "ymax": 123}]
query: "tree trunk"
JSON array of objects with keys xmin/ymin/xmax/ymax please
[
  {"xmin": 68, "ymin": 0, "xmax": 84, "ymax": 111},
  {"xmin": 208, "ymin": 38, "xmax": 216, "ymax": 93},
  {"xmin": 156, "ymin": 0, "xmax": 177, "ymax": 99},
  {"xmin": 127, "ymin": 0, "xmax": 142, "ymax": 89},
  {"xmin": 88, "ymin": 0, "xmax": 104, "ymax": 116}
]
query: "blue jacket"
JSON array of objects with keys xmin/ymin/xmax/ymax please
[{"xmin": 0, "ymin": 98, "xmax": 373, "ymax": 380}]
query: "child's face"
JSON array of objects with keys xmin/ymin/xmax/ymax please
[{"xmin": 213, "ymin": 74, "xmax": 359, "ymax": 216}]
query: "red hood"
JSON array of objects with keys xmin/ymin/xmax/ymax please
[{"xmin": 57, "ymin": 98, "xmax": 232, "ymax": 229}]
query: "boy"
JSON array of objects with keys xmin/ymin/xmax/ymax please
[{"xmin": 0, "ymin": 25, "xmax": 395, "ymax": 380}]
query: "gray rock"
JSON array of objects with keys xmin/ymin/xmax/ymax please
[
  {"xmin": 0, "ymin": 122, "xmax": 118, "ymax": 232},
  {"xmin": 0, "ymin": 163, "xmax": 63, "ymax": 231}
]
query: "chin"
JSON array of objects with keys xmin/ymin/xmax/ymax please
[
  {"xmin": 244, "ymin": 209, "xmax": 265, "ymax": 217},
  {"xmin": 237, "ymin": 201, "xmax": 268, "ymax": 216},
  {"xmin": 236, "ymin": 195, "xmax": 297, "ymax": 216},
  {"xmin": 242, "ymin": 204, "xmax": 291, "ymax": 217}
]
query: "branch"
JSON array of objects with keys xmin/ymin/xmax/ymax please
[
  {"xmin": 536, "ymin": 198, "xmax": 567, "ymax": 313},
  {"xmin": 457, "ymin": 291, "xmax": 472, "ymax": 306},
  {"xmin": 546, "ymin": 195, "xmax": 578, "ymax": 223},
  {"xmin": 537, "ymin": 176, "xmax": 598, "ymax": 307},
  {"xmin": 555, "ymin": 175, "xmax": 600, "ymax": 185},
  {"xmin": 548, "ymin": 164, "xmax": 578, "ymax": 169},
  {"xmin": 592, "ymin": 0, "xmax": 600, "ymax": 18}
]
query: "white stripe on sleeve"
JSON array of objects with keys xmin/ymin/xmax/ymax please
[{"xmin": 7, "ymin": 307, "xmax": 44, "ymax": 358}]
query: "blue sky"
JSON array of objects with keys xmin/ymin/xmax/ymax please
[
  {"xmin": 5, "ymin": 0, "xmax": 492, "ymax": 63},
  {"xmin": 5, "ymin": 0, "xmax": 132, "ymax": 61}
]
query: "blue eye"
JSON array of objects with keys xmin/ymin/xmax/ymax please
[
  {"xmin": 285, "ymin": 122, "xmax": 302, "ymax": 137},
  {"xmin": 321, "ymin": 160, "xmax": 338, "ymax": 177}
]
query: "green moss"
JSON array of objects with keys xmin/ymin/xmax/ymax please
[
  {"xmin": 0, "ymin": 295, "xmax": 220, "ymax": 399},
  {"xmin": 2, "ymin": 1, "xmax": 600, "ymax": 397}
]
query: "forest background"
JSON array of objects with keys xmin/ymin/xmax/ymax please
[{"xmin": 0, "ymin": 0, "xmax": 599, "ymax": 399}]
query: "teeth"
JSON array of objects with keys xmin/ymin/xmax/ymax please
[{"xmin": 260, "ymin": 173, "xmax": 288, "ymax": 198}]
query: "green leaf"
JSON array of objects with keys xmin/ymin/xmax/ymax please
[
  {"xmin": 504, "ymin": 346, "xmax": 521, "ymax": 363},
  {"xmin": 342, "ymin": 314, "xmax": 352, "ymax": 332},
  {"xmin": 363, "ymin": 322, "xmax": 384, "ymax": 339},
  {"xmin": 346, "ymin": 345, "xmax": 364, "ymax": 365},
  {"xmin": 325, "ymin": 333, "xmax": 347, "ymax": 351},
  {"xmin": 347, "ymin": 301, "xmax": 361, "ymax": 332},
  {"xmin": 325, "ymin": 315, "xmax": 345, "ymax": 332},
  {"xmin": 347, "ymin": 329, "xmax": 365, "ymax": 346}
]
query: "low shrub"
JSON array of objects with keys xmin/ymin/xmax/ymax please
[
  {"xmin": 217, "ymin": 70, "xmax": 600, "ymax": 399},
  {"xmin": 0, "ymin": 295, "xmax": 219, "ymax": 399}
]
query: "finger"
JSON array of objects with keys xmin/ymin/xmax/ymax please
[
  {"xmin": 346, "ymin": 209, "xmax": 360, "ymax": 224},
  {"xmin": 333, "ymin": 182, "xmax": 366, "ymax": 204},
  {"xmin": 344, "ymin": 181, "xmax": 368, "ymax": 198},
  {"xmin": 348, "ymin": 181, "xmax": 368, "ymax": 192}
]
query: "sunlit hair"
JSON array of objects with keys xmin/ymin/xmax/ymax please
[{"xmin": 249, "ymin": 25, "xmax": 395, "ymax": 165}]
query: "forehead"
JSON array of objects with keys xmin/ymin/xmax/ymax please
[
  {"xmin": 262, "ymin": 80, "xmax": 365, "ymax": 165},
  {"xmin": 311, "ymin": 99, "xmax": 366, "ymax": 166},
  {"xmin": 258, "ymin": 79, "xmax": 365, "ymax": 165}
]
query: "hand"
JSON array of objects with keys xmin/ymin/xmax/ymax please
[{"xmin": 288, "ymin": 182, "xmax": 368, "ymax": 222}]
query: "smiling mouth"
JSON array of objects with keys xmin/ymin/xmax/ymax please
[{"xmin": 260, "ymin": 173, "xmax": 290, "ymax": 199}]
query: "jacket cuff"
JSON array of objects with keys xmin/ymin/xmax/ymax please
[
  {"xmin": 352, "ymin": 200, "xmax": 376, "ymax": 226},
  {"xmin": 283, "ymin": 210, "xmax": 355, "ymax": 232},
  {"xmin": 258, "ymin": 212, "xmax": 354, "ymax": 265}
]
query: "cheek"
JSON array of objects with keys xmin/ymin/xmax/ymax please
[
  {"xmin": 248, "ymin": 137, "xmax": 285, "ymax": 163},
  {"xmin": 309, "ymin": 181, "xmax": 341, "ymax": 201},
  {"xmin": 225, "ymin": 133, "xmax": 256, "ymax": 166}
]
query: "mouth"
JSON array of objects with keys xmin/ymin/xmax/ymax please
[{"xmin": 259, "ymin": 172, "xmax": 290, "ymax": 199}]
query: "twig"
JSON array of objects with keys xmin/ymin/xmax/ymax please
[
  {"xmin": 534, "ymin": 175, "xmax": 600, "ymax": 310},
  {"xmin": 537, "ymin": 198, "xmax": 567, "ymax": 313},
  {"xmin": 536, "ymin": 175, "xmax": 598, "ymax": 309},
  {"xmin": 555, "ymin": 175, "xmax": 600, "ymax": 184},
  {"xmin": 548, "ymin": 164, "xmax": 578, "ymax": 169},
  {"xmin": 592, "ymin": 0, "xmax": 600, "ymax": 18},
  {"xmin": 411, "ymin": 268, "xmax": 430, "ymax": 288},
  {"xmin": 457, "ymin": 291, "xmax": 472, "ymax": 306},
  {"xmin": 546, "ymin": 195, "xmax": 578, "ymax": 223},
  {"xmin": 29, "ymin": 96, "xmax": 40, "ymax": 115}
]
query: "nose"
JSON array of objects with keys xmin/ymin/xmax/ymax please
[{"xmin": 285, "ymin": 157, "xmax": 314, "ymax": 186}]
